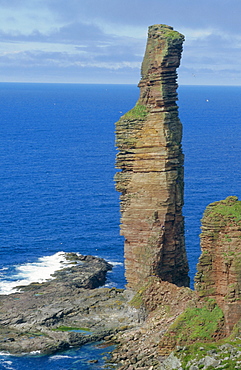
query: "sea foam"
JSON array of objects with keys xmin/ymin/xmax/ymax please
[{"xmin": 0, "ymin": 252, "xmax": 72, "ymax": 295}]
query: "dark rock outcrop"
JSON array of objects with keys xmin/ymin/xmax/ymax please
[
  {"xmin": 115, "ymin": 24, "xmax": 189, "ymax": 290},
  {"xmin": 0, "ymin": 253, "xmax": 140, "ymax": 355}
]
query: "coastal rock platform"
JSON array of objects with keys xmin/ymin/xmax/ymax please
[{"xmin": 0, "ymin": 253, "xmax": 140, "ymax": 355}]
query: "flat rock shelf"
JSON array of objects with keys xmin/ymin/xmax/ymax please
[{"xmin": 0, "ymin": 253, "xmax": 140, "ymax": 355}]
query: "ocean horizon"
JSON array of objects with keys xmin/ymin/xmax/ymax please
[{"xmin": 0, "ymin": 83, "xmax": 241, "ymax": 368}]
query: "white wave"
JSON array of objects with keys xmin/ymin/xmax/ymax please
[
  {"xmin": 29, "ymin": 350, "xmax": 41, "ymax": 355},
  {"xmin": 0, "ymin": 359, "xmax": 14, "ymax": 370},
  {"xmin": 49, "ymin": 354, "xmax": 73, "ymax": 360},
  {"xmin": 0, "ymin": 281, "xmax": 25, "ymax": 295},
  {"xmin": 0, "ymin": 252, "xmax": 74, "ymax": 295},
  {"xmin": 107, "ymin": 260, "xmax": 123, "ymax": 266},
  {"xmin": 0, "ymin": 268, "xmax": 9, "ymax": 278},
  {"xmin": 104, "ymin": 282, "xmax": 116, "ymax": 288}
]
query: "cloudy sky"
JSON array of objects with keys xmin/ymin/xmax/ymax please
[{"xmin": 0, "ymin": 0, "xmax": 240, "ymax": 85}]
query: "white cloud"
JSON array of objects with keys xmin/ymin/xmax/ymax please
[
  {"xmin": 0, "ymin": 0, "xmax": 241, "ymax": 84},
  {"xmin": 0, "ymin": 42, "xmax": 79, "ymax": 55},
  {"xmin": 181, "ymin": 28, "xmax": 215, "ymax": 42},
  {"xmin": 99, "ymin": 23, "xmax": 147, "ymax": 40},
  {"xmin": 74, "ymin": 61, "xmax": 141, "ymax": 70}
]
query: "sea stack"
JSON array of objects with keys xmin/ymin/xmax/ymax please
[
  {"xmin": 115, "ymin": 24, "xmax": 189, "ymax": 290},
  {"xmin": 195, "ymin": 196, "xmax": 241, "ymax": 333}
]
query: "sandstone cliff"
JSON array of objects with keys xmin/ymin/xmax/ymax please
[
  {"xmin": 110, "ymin": 194, "xmax": 241, "ymax": 368},
  {"xmin": 2, "ymin": 24, "xmax": 241, "ymax": 369},
  {"xmin": 195, "ymin": 196, "xmax": 241, "ymax": 334},
  {"xmin": 111, "ymin": 26, "xmax": 241, "ymax": 369},
  {"xmin": 115, "ymin": 24, "xmax": 189, "ymax": 290}
]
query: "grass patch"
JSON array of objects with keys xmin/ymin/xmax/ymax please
[
  {"xmin": 122, "ymin": 104, "xmax": 148, "ymax": 121},
  {"xmin": 163, "ymin": 300, "xmax": 224, "ymax": 346},
  {"xmin": 129, "ymin": 279, "xmax": 155, "ymax": 309},
  {"xmin": 205, "ymin": 196, "xmax": 241, "ymax": 223},
  {"xmin": 174, "ymin": 320, "xmax": 241, "ymax": 368},
  {"xmin": 129, "ymin": 290, "xmax": 144, "ymax": 309},
  {"xmin": 176, "ymin": 342, "xmax": 218, "ymax": 368},
  {"xmin": 175, "ymin": 338, "xmax": 241, "ymax": 369},
  {"xmin": 53, "ymin": 326, "xmax": 91, "ymax": 332},
  {"xmin": 166, "ymin": 29, "xmax": 184, "ymax": 41}
]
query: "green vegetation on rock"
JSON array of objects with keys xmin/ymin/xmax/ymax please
[
  {"xmin": 163, "ymin": 300, "xmax": 224, "ymax": 345},
  {"xmin": 165, "ymin": 29, "xmax": 184, "ymax": 42},
  {"xmin": 174, "ymin": 321, "xmax": 241, "ymax": 369},
  {"xmin": 115, "ymin": 104, "xmax": 148, "ymax": 149},
  {"xmin": 175, "ymin": 339, "xmax": 241, "ymax": 369},
  {"xmin": 129, "ymin": 278, "xmax": 156, "ymax": 309},
  {"xmin": 149, "ymin": 24, "xmax": 184, "ymax": 42},
  {"xmin": 129, "ymin": 287, "xmax": 145, "ymax": 309},
  {"xmin": 53, "ymin": 326, "xmax": 91, "ymax": 332},
  {"xmin": 121, "ymin": 103, "xmax": 148, "ymax": 121},
  {"xmin": 204, "ymin": 196, "xmax": 241, "ymax": 224}
]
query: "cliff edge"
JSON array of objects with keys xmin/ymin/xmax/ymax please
[
  {"xmin": 115, "ymin": 24, "xmax": 189, "ymax": 290},
  {"xmin": 195, "ymin": 196, "xmax": 241, "ymax": 334},
  {"xmin": 1, "ymin": 24, "xmax": 241, "ymax": 369}
]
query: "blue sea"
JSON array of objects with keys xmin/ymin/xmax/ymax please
[{"xmin": 0, "ymin": 83, "xmax": 240, "ymax": 369}]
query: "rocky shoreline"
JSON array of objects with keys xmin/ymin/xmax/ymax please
[
  {"xmin": 2, "ymin": 24, "xmax": 241, "ymax": 370},
  {"xmin": 0, "ymin": 253, "xmax": 141, "ymax": 355}
]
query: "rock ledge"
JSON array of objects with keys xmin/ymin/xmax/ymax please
[{"xmin": 0, "ymin": 253, "xmax": 140, "ymax": 355}]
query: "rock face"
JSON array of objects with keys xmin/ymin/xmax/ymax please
[
  {"xmin": 195, "ymin": 196, "xmax": 241, "ymax": 333},
  {"xmin": 110, "ymin": 278, "xmax": 198, "ymax": 369},
  {"xmin": 115, "ymin": 24, "xmax": 189, "ymax": 290}
]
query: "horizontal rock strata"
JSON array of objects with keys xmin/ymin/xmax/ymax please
[
  {"xmin": 195, "ymin": 196, "xmax": 241, "ymax": 333},
  {"xmin": 115, "ymin": 24, "xmax": 189, "ymax": 290}
]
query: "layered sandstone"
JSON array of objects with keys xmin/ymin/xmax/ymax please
[
  {"xmin": 115, "ymin": 24, "xmax": 189, "ymax": 290},
  {"xmin": 195, "ymin": 196, "xmax": 241, "ymax": 333}
]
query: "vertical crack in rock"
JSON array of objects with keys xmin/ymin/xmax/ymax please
[{"xmin": 115, "ymin": 24, "xmax": 189, "ymax": 290}]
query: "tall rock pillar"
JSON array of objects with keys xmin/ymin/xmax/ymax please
[{"xmin": 115, "ymin": 24, "xmax": 189, "ymax": 290}]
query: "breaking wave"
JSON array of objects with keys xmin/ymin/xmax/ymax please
[{"xmin": 0, "ymin": 252, "xmax": 73, "ymax": 295}]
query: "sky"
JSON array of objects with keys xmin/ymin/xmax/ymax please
[{"xmin": 0, "ymin": 0, "xmax": 240, "ymax": 85}]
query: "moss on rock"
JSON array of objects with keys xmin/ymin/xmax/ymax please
[
  {"xmin": 160, "ymin": 300, "xmax": 224, "ymax": 349},
  {"xmin": 203, "ymin": 196, "xmax": 241, "ymax": 225},
  {"xmin": 121, "ymin": 104, "xmax": 148, "ymax": 121}
]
